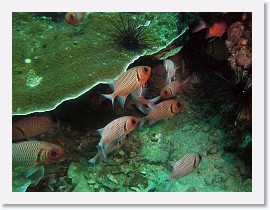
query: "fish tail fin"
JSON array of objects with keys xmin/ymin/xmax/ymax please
[
  {"xmin": 102, "ymin": 94, "xmax": 115, "ymax": 108},
  {"xmin": 117, "ymin": 96, "xmax": 127, "ymax": 108},
  {"xmin": 136, "ymin": 104, "xmax": 148, "ymax": 115},
  {"xmin": 147, "ymin": 96, "xmax": 161, "ymax": 110},
  {"xmin": 165, "ymin": 177, "xmax": 175, "ymax": 192},
  {"xmin": 138, "ymin": 117, "xmax": 146, "ymax": 129},
  {"xmin": 97, "ymin": 143, "xmax": 107, "ymax": 160}
]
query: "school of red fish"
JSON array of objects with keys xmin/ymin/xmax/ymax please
[{"xmin": 12, "ymin": 59, "xmax": 201, "ymax": 191}]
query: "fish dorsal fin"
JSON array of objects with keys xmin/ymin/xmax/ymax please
[{"xmin": 97, "ymin": 128, "xmax": 103, "ymax": 136}]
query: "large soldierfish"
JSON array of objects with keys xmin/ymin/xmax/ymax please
[
  {"xmin": 12, "ymin": 140, "xmax": 64, "ymax": 186},
  {"xmin": 102, "ymin": 66, "xmax": 151, "ymax": 108},
  {"xmin": 96, "ymin": 116, "xmax": 138, "ymax": 159}
]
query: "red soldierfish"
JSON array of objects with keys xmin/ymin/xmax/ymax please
[
  {"xmin": 97, "ymin": 116, "xmax": 138, "ymax": 159},
  {"xmin": 141, "ymin": 99, "xmax": 184, "ymax": 126},
  {"xmin": 12, "ymin": 140, "xmax": 64, "ymax": 186},
  {"xmin": 102, "ymin": 66, "xmax": 151, "ymax": 108},
  {"xmin": 89, "ymin": 136, "xmax": 130, "ymax": 165},
  {"xmin": 131, "ymin": 87, "xmax": 160, "ymax": 114},
  {"xmin": 65, "ymin": 12, "xmax": 86, "ymax": 25},
  {"xmin": 160, "ymin": 76, "xmax": 191, "ymax": 99},
  {"xmin": 12, "ymin": 116, "xmax": 58, "ymax": 140},
  {"xmin": 192, "ymin": 19, "xmax": 227, "ymax": 39},
  {"xmin": 165, "ymin": 152, "xmax": 202, "ymax": 191},
  {"xmin": 164, "ymin": 59, "xmax": 177, "ymax": 84}
]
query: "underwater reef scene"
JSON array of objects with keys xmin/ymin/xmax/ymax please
[{"xmin": 12, "ymin": 12, "xmax": 252, "ymax": 192}]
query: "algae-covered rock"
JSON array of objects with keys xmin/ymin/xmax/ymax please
[{"xmin": 12, "ymin": 12, "xmax": 188, "ymax": 115}]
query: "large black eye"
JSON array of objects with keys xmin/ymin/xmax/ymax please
[
  {"xmin": 176, "ymin": 102, "xmax": 181, "ymax": 107},
  {"xmin": 131, "ymin": 119, "xmax": 136, "ymax": 124},
  {"xmin": 143, "ymin": 67, "xmax": 148, "ymax": 73},
  {"xmin": 50, "ymin": 150, "xmax": 58, "ymax": 157}
]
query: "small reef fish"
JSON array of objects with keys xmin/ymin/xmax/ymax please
[
  {"xmin": 160, "ymin": 77, "xmax": 191, "ymax": 99},
  {"xmin": 12, "ymin": 140, "xmax": 64, "ymax": 186},
  {"xmin": 65, "ymin": 12, "xmax": 86, "ymax": 25},
  {"xmin": 102, "ymin": 66, "xmax": 151, "ymax": 108},
  {"xmin": 192, "ymin": 19, "xmax": 227, "ymax": 39},
  {"xmin": 97, "ymin": 116, "xmax": 138, "ymax": 159},
  {"xmin": 131, "ymin": 87, "xmax": 160, "ymax": 114},
  {"xmin": 165, "ymin": 152, "xmax": 202, "ymax": 192},
  {"xmin": 12, "ymin": 116, "xmax": 59, "ymax": 140},
  {"xmin": 89, "ymin": 136, "xmax": 130, "ymax": 165},
  {"xmin": 140, "ymin": 99, "xmax": 184, "ymax": 126},
  {"xmin": 164, "ymin": 59, "xmax": 177, "ymax": 84}
]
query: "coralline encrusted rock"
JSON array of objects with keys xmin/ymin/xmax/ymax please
[{"xmin": 12, "ymin": 12, "xmax": 188, "ymax": 115}]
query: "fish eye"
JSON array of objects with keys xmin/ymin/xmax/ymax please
[
  {"xmin": 131, "ymin": 119, "xmax": 136, "ymax": 124},
  {"xmin": 49, "ymin": 149, "xmax": 60, "ymax": 159},
  {"xmin": 143, "ymin": 67, "xmax": 148, "ymax": 73},
  {"xmin": 176, "ymin": 102, "xmax": 181, "ymax": 107}
]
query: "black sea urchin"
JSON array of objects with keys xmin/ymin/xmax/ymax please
[{"xmin": 105, "ymin": 13, "xmax": 151, "ymax": 52}]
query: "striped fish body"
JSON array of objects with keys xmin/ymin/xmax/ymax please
[
  {"xmin": 102, "ymin": 66, "xmax": 151, "ymax": 108},
  {"xmin": 98, "ymin": 116, "xmax": 138, "ymax": 147},
  {"xmin": 12, "ymin": 116, "xmax": 56, "ymax": 140},
  {"xmin": 169, "ymin": 152, "xmax": 202, "ymax": 181},
  {"xmin": 160, "ymin": 80, "xmax": 182, "ymax": 99},
  {"xmin": 143, "ymin": 99, "xmax": 184, "ymax": 124},
  {"xmin": 12, "ymin": 140, "xmax": 64, "ymax": 167},
  {"xmin": 113, "ymin": 66, "xmax": 151, "ymax": 98}
]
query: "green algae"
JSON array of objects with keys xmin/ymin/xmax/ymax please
[{"xmin": 12, "ymin": 12, "xmax": 187, "ymax": 115}]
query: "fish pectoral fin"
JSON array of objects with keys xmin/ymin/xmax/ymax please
[
  {"xmin": 25, "ymin": 166, "xmax": 45, "ymax": 186},
  {"xmin": 24, "ymin": 166, "xmax": 41, "ymax": 178}
]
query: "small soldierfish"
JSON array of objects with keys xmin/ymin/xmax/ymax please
[
  {"xmin": 160, "ymin": 76, "xmax": 191, "ymax": 99},
  {"xmin": 12, "ymin": 116, "xmax": 59, "ymax": 140},
  {"xmin": 102, "ymin": 66, "xmax": 151, "ymax": 108},
  {"xmin": 192, "ymin": 18, "xmax": 227, "ymax": 39},
  {"xmin": 88, "ymin": 136, "xmax": 130, "ymax": 165},
  {"xmin": 131, "ymin": 87, "xmax": 160, "ymax": 114},
  {"xmin": 164, "ymin": 59, "xmax": 177, "ymax": 84},
  {"xmin": 140, "ymin": 99, "xmax": 184, "ymax": 126},
  {"xmin": 12, "ymin": 140, "xmax": 64, "ymax": 186},
  {"xmin": 65, "ymin": 12, "xmax": 86, "ymax": 25},
  {"xmin": 165, "ymin": 152, "xmax": 202, "ymax": 192},
  {"xmin": 97, "ymin": 116, "xmax": 138, "ymax": 159}
]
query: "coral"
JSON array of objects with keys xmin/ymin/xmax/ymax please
[{"xmin": 12, "ymin": 12, "xmax": 186, "ymax": 115}]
